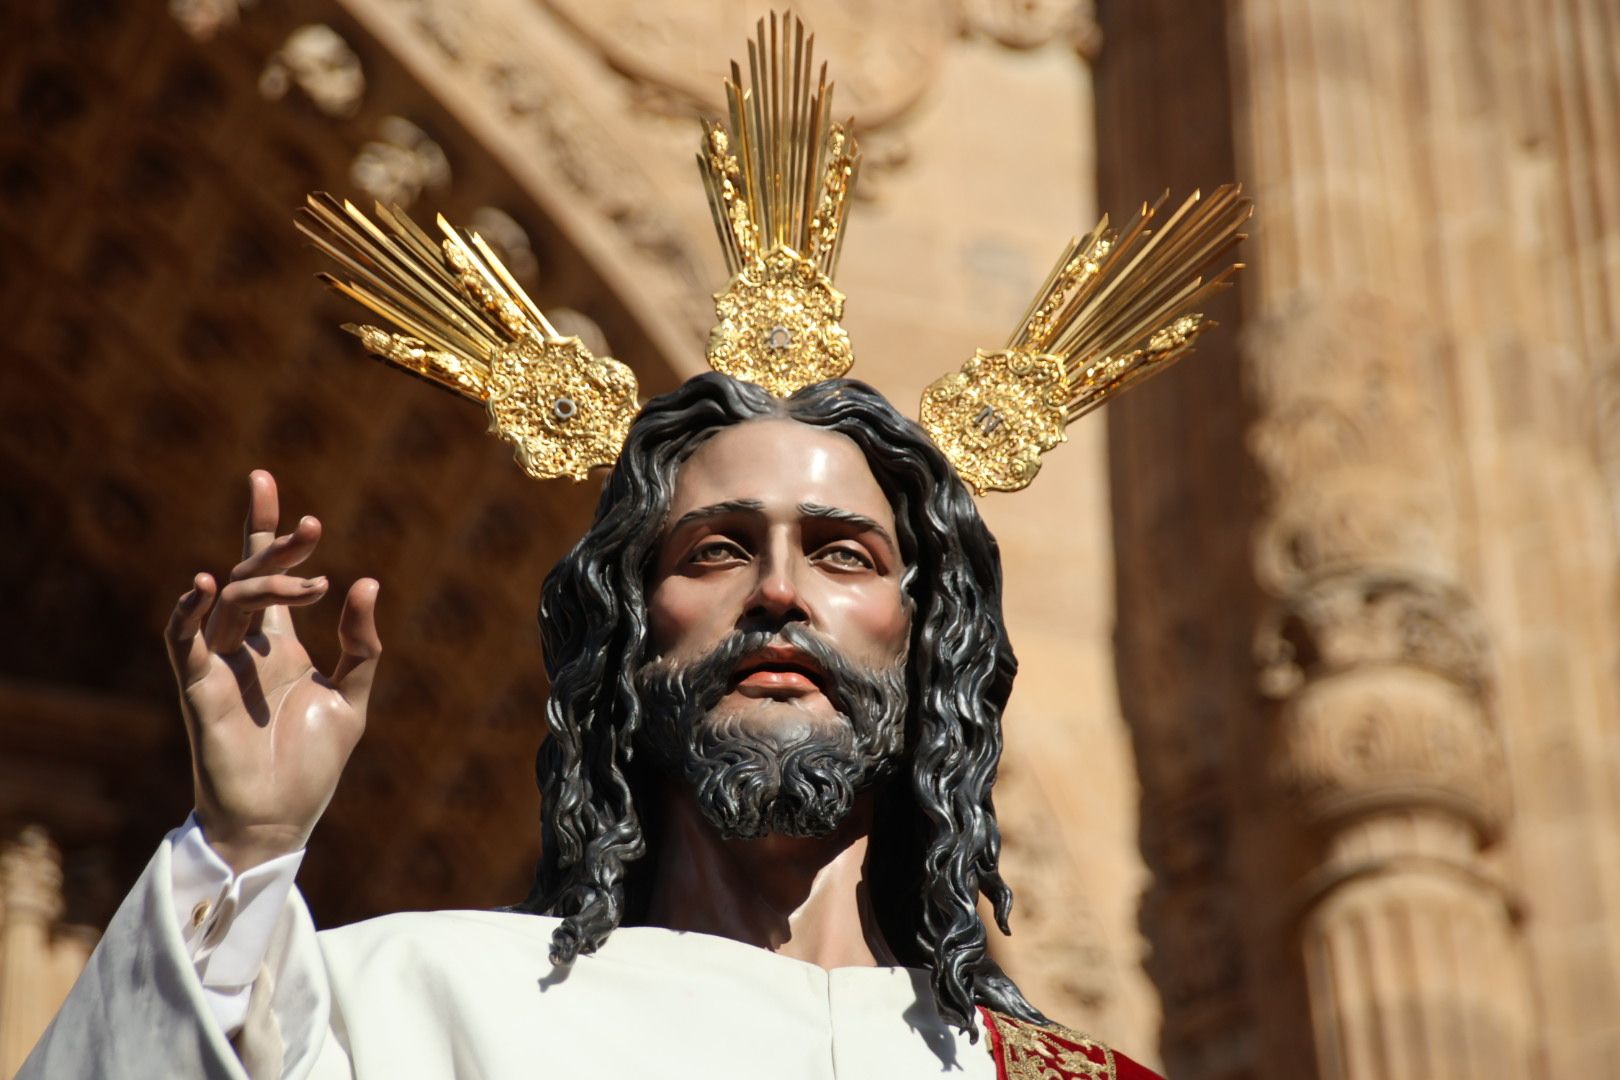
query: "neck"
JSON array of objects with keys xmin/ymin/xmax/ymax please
[{"xmin": 642, "ymin": 786, "xmax": 896, "ymax": 969}]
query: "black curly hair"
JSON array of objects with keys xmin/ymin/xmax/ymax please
[{"xmin": 512, "ymin": 372, "xmax": 1044, "ymax": 1033}]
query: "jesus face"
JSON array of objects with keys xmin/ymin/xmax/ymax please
[{"xmin": 638, "ymin": 419, "xmax": 914, "ymax": 837}]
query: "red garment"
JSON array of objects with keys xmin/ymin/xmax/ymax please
[{"xmin": 981, "ymin": 1007, "xmax": 1165, "ymax": 1080}]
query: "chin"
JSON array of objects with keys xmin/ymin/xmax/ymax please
[{"xmin": 713, "ymin": 695, "xmax": 844, "ymax": 741}]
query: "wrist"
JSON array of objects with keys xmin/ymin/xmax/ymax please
[{"xmin": 193, "ymin": 814, "xmax": 309, "ymax": 875}]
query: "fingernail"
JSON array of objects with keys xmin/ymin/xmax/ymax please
[
  {"xmin": 180, "ymin": 589, "xmax": 202, "ymax": 608},
  {"xmin": 303, "ymin": 576, "xmax": 328, "ymax": 589}
]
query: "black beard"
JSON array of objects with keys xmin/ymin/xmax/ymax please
[{"xmin": 635, "ymin": 624, "xmax": 908, "ymax": 840}]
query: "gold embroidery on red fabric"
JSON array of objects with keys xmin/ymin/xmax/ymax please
[{"xmin": 984, "ymin": 1009, "xmax": 1117, "ymax": 1080}]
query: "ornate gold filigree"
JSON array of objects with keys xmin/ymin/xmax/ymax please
[
  {"xmin": 296, "ymin": 193, "xmax": 640, "ymax": 481},
  {"xmin": 923, "ymin": 186, "xmax": 1252, "ymax": 494},
  {"xmin": 697, "ymin": 13, "xmax": 861, "ymax": 396},
  {"xmin": 344, "ymin": 326, "xmax": 486, "ymax": 400},
  {"xmin": 983, "ymin": 1009, "xmax": 1117, "ymax": 1080},
  {"xmin": 707, "ymin": 247, "xmax": 853, "ymax": 396},
  {"xmin": 919, "ymin": 349, "xmax": 1069, "ymax": 494},
  {"xmin": 297, "ymin": 15, "xmax": 1250, "ymax": 496}
]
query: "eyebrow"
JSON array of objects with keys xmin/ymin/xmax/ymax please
[
  {"xmin": 665, "ymin": 498, "xmax": 897, "ymax": 556},
  {"xmin": 667, "ymin": 498, "xmax": 765, "ymax": 536},
  {"xmin": 798, "ymin": 502, "xmax": 897, "ymax": 556}
]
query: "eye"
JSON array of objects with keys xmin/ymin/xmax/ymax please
[
  {"xmin": 815, "ymin": 544, "xmax": 875, "ymax": 571},
  {"xmin": 687, "ymin": 539, "xmax": 748, "ymax": 566}
]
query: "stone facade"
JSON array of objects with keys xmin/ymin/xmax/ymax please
[
  {"xmin": 2, "ymin": 0, "xmax": 1618, "ymax": 1076},
  {"xmin": 1101, "ymin": 0, "xmax": 1620, "ymax": 1077}
]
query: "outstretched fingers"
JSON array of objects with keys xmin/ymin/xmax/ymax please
[
  {"xmin": 242, "ymin": 470, "xmax": 281, "ymax": 559},
  {"xmin": 231, "ymin": 515, "xmax": 322, "ymax": 580},
  {"xmin": 239, "ymin": 470, "xmax": 314, "ymax": 636},
  {"xmin": 165, "ymin": 574, "xmax": 219, "ymax": 687},
  {"xmin": 204, "ymin": 574, "xmax": 330, "ymax": 656},
  {"xmin": 331, "ymin": 578, "xmax": 382, "ymax": 712}
]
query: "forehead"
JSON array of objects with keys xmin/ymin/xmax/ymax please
[{"xmin": 667, "ymin": 419, "xmax": 894, "ymax": 525}]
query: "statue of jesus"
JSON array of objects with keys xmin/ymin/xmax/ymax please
[
  {"xmin": 20, "ymin": 374, "xmax": 1161, "ymax": 1079},
  {"xmin": 21, "ymin": 10, "xmax": 1252, "ymax": 1071}
]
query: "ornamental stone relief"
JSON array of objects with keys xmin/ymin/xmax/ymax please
[
  {"xmin": 349, "ymin": 116, "xmax": 451, "ymax": 209},
  {"xmin": 960, "ymin": 0, "xmax": 1101, "ymax": 55},
  {"xmin": 259, "ymin": 24, "xmax": 367, "ymax": 119},
  {"xmin": 1268, "ymin": 666, "xmax": 1505, "ymax": 834},
  {"xmin": 380, "ymin": 0, "xmax": 713, "ymax": 339},
  {"xmin": 1255, "ymin": 570, "xmax": 1491, "ymax": 697},
  {"xmin": 1250, "ymin": 472, "xmax": 1454, "ymax": 594},
  {"xmin": 1245, "ymin": 296, "xmax": 1458, "ymax": 593},
  {"xmin": 539, "ymin": 0, "xmax": 953, "ymax": 127},
  {"xmin": 169, "ymin": 0, "xmax": 251, "ymax": 41}
]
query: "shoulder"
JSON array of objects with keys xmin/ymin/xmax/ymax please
[
  {"xmin": 315, "ymin": 908, "xmax": 562, "ymax": 957},
  {"xmin": 980, "ymin": 1009, "xmax": 1164, "ymax": 1080}
]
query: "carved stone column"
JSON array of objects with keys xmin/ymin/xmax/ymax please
[
  {"xmin": 1100, "ymin": 0, "xmax": 1556, "ymax": 1074},
  {"xmin": 1241, "ymin": 289, "xmax": 1533, "ymax": 1079},
  {"xmin": 1255, "ymin": 571, "xmax": 1522, "ymax": 1078},
  {"xmin": 0, "ymin": 827, "xmax": 97, "ymax": 1078}
]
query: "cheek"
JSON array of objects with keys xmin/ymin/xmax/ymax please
[
  {"xmin": 647, "ymin": 577, "xmax": 725, "ymax": 656},
  {"xmin": 822, "ymin": 579, "xmax": 912, "ymax": 658}
]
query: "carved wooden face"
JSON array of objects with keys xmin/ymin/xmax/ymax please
[{"xmin": 646, "ymin": 419, "xmax": 912, "ymax": 736}]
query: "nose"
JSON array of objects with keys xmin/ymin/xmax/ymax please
[{"xmin": 742, "ymin": 538, "xmax": 810, "ymax": 628}]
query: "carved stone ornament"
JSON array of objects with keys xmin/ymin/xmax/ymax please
[
  {"xmin": 258, "ymin": 24, "xmax": 366, "ymax": 118},
  {"xmin": 1244, "ymin": 296, "xmax": 1457, "ymax": 592},
  {"xmin": 1269, "ymin": 665, "xmax": 1506, "ymax": 836},
  {"xmin": 389, "ymin": 0, "xmax": 712, "ymax": 339},
  {"xmin": 539, "ymin": 0, "xmax": 952, "ymax": 128},
  {"xmin": 349, "ymin": 116, "xmax": 451, "ymax": 209},
  {"xmin": 168, "ymin": 0, "xmax": 252, "ymax": 41},
  {"xmin": 1255, "ymin": 569, "xmax": 1491, "ymax": 698},
  {"xmin": 0, "ymin": 826, "xmax": 65, "ymax": 925}
]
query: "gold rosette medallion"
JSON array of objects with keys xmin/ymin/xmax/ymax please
[
  {"xmin": 707, "ymin": 249, "xmax": 852, "ymax": 397},
  {"xmin": 919, "ymin": 350, "xmax": 1069, "ymax": 496},
  {"xmin": 484, "ymin": 336, "xmax": 638, "ymax": 482}
]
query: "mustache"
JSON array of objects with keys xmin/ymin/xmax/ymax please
[{"xmin": 637, "ymin": 624, "xmax": 896, "ymax": 721}]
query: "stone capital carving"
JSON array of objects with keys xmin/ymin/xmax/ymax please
[
  {"xmin": 1268, "ymin": 665, "xmax": 1505, "ymax": 837},
  {"xmin": 1258, "ymin": 570, "xmax": 1502, "ymax": 836},
  {"xmin": 1256, "ymin": 570, "xmax": 1490, "ymax": 698}
]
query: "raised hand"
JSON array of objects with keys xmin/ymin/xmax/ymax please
[{"xmin": 164, "ymin": 470, "xmax": 382, "ymax": 874}]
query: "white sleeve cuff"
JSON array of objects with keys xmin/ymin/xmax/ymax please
[{"xmin": 168, "ymin": 814, "xmax": 305, "ymax": 1034}]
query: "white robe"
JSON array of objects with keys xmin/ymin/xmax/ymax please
[{"xmin": 19, "ymin": 833, "xmax": 997, "ymax": 1079}]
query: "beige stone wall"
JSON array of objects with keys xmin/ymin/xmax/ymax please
[{"xmin": 1102, "ymin": 0, "xmax": 1620, "ymax": 1076}]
